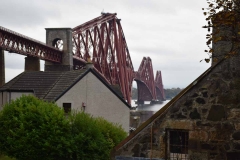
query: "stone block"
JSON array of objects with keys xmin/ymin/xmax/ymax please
[
  {"xmin": 232, "ymin": 131, "xmax": 240, "ymax": 140},
  {"xmin": 132, "ymin": 144, "xmax": 141, "ymax": 157},
  {"xmin": 234, "ymin": 143, "xmax": 240, "ymax": 150},
  {"xmin": 189, "ymin": 130, "xmax": 208, "ymax": 141},
  {"xmin": 184, "ymin": 99, "xmax": 193, "ymax": 108},
  {"xmin": 201, "ymin": 143, "xmax": 211, "ymax": 150},
  {"xmin": 160, "ymin": 119, "xmax": 193, "ymax": 130},
  {"xmin": 202, "ymin": 91, "xmax": 208, "ymax": 98},
  {"xmin": 190, "ymin": 108, "xmax": 201, "ymax": 120},
  {"xmin": 234, "ymin": 123, "xmax": 240, "ymax": 130},
  {"xmin": 147, "ymin": 150, "xmax": 161, "ymax": 159},
  {"xmin": 188, "ymin": 139, "xmax": 199, "ymax": 150},
  {"xmin": 188, "ymin": 152, "xmax": 208, "ymax": 160},
  {"xmin": 228, "ymin": 108, "xmax": 240, "ymax": 119},
  {"xmin": 207, "ymin": 105, "xmax": 225, "ymax": 121},
  {"xmin": 195, "ymin": 97, "xmax": 206, "ymax": 104}
]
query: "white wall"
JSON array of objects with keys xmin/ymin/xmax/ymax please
[
  {"xmin": 56, "ymin": 72, "xmax": 130, "ymax": 133},
  {"xmin": 0, "ymin": 91, "xmax": 33, "ymax": 110}
]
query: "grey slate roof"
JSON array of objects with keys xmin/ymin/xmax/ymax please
[
  {"xmin": 0, "ymin": 69, "xmax": 87, "ymax": 101},
  {"xmin": 0, "ymin": 69, "xmax": 129, "ymax": 108}
]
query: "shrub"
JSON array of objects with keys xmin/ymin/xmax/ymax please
[
  {"xmin": 0, "ymin": 95, "xmax": 70, "ymax": 160},
  {"xmin": 0, "ymin": 95, "xmax": 127, "ymax": 160},
  {"xmin": 69, "ymin": 112, "xmax": 127, "ymax": 160}
]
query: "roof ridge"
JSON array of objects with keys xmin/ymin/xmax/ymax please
[{"xmin": 42, "ymin": 71, "xmax": 65, "ymax": 100}]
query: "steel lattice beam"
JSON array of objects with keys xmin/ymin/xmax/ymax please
[
  {"xmin": 72, "ymin": 13, "xmax": 134, "ymax": 104},
  {"xmin": 135, "ymin": 57, "xmax": 157, "ymax": 101},
  {"xmin": 155, "ymin": 71, "xmax": 165, "ymax": 101},
  {"xmin": 0, "ymin": 26, "xmax": 62, "ymax": 62},
  {"xmin": 0, "ymin": 14, "xmax": 164, "ymax": 105}
]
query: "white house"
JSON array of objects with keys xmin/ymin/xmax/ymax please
[{"xmin": 0, "ymin": 68, "xmax": 130, "ymax": 132}]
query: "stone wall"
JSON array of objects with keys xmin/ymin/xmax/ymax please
[
  {"xmin": 113, "ymin": 56, "xmax": 240, "ymax": 160},
  {"xmin": 115, "ymin": 156, "xmax": 163, "ymax": 160}
]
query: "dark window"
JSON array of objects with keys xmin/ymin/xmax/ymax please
[
  {"xmin": 167, "ymin": 129, "xmax": 189, "ymax": 160},
  {"xmin": 63, "ymin": 103, "xmax": 71, "ymax": 114}
]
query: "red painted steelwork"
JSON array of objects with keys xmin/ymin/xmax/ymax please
[
  {"xmin": 155, "ymin": 71, "xmax": 165, "ymax": 101},
  {"xmin": 72, "ymin": 13, "xmax": 134, "ymax": 104},
  {"xmin": 135, "ymin": 57, "xmax": 157, "ymax": 101},
  {"xmin": 0, "ymin": 26, "xmax": 62, "ymax": 62}
]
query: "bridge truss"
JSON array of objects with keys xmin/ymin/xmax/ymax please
[
  {"xmin": 72, "ymin": 13, "xmax": 134, "ymax": 104},
  {"xmin": 135, "ymin": 57, "xmax": 157, "ymax": 102},
  {"xmin": 0, "ymin": 26, "xmax": 62, "ymax": 63},
  {"xmin": 0, "ymin": 13, "xmax": 165, "ymax": 105},
  {"xmin": 155, "ymin": 71, "xmax": 165, "ymax": 101}
]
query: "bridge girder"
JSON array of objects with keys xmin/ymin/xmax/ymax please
[
  {"xmin": 72, "ymin": 13, "xmax": 134, "ymax": 104},
  {"xmin": 135, "ymin": 57, "xmax": 157, "ymax": 101},
  {"xmin": 155, "ymin": 71, "xmax": 165, "ymax": 101},
  {"xmin": 0, "ymin": 13, "xmax": 165, "ymax": 106},
  {"xmin": 0, "ymin": 26, "xmax": 62, "ymax": 63}
]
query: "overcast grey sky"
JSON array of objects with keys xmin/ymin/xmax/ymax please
[{"xmin": 1, "ymin": 0, "xmax": 210, "ymax": 89}]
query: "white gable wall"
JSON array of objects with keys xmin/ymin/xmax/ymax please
[
  {"xmin": 0, "ymin": 91, "xmax": 34, "ymax": 110},
  {"xmin": 56, "ymin": 72, "xmax": 130, "ymax": 133}
]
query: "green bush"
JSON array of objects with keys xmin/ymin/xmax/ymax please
[
  {"xmin": 0, "ymin": 95, "xmax": 71, "ymax": 160},
  {"xmin": 69, "ymin": 112, "xmax": 127, "ymax": 160},
  {"xmin": 0, "ymin": 95, "xmax": 127, "ymax": 160}
]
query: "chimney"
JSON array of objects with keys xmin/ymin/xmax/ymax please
[
  {"xmin": 25, "ymin": 56, "xmax": 40, "ymax": 71},
  {"xmin": 86, "ymin": 57, "xmax": 93, "ymax": 69}
]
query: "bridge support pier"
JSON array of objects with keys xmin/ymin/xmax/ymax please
[
  {"xmin": 150, "ymin": 100, "xmax": 163, "ymax": 104},
  {"xmin": 45, "ymin": 28, "xmax": 73, "ymax": 71},
  {"xmin": 25, "ymin": 56, "xmax": 40, "ymax": 71},
  {"xmin": 0, "ymin": 49, "xmax": 5, "ymax": 87},
  {"xmin": 136, "ymin": 100, "xmax": 144, "ymax": 105}
]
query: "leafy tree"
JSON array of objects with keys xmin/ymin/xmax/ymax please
[
  {"xmin": 0, "ymin": 95, "xmax": 127, "ymax": 160},
  {"xmin": 202, "ymin": 0, "xmax": 240, "ymax": 62},
  {"xmin": 0, "ymin": 95, "xmax": 71, "ymax": 160},
  {"xmin": 95, "ymin": 117, "xmax": 127, "ymax": 150},
  {"xmin": 69, "ymin": 112, "xmax": 127, "ymax": 160}
]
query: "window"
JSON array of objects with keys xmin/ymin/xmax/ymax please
[
  {"xmin": 63, "ymin": 103, "xmax": 71, "ymax": 114},
  {"xmin": 167, "ymin": 129, "xmax": 189, "ymax": 160}
]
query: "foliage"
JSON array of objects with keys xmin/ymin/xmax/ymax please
[
  {"xmin": 69, "ymin": 112, "xmax": 127, "ymax": 160},
  {"xmin": 0, "ymin": 95, "xmax": 127, "ymax": 160},
  {"xmin": 164, "ymin": 88, "xmax": 182, "ymax": 100},
  {"xmin": 0, "ymin": 155, "xmax": 15, "ymax": 160},
  {"xmin": 132, "ymin": 87, "xmax": 182, "ymax": 100},
  {"xmin": 95, "ymin": 117, "xmax": 127, "ymax": 149},
  {"xmin": 202, "ymin": 0, "xmax": 240, "ymax": 62},
  {"xmin": 0, "ymin": 95, "xmax": 70, "ymax": 160}
]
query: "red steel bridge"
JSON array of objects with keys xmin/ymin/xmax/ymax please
[{"xmin": 0, "ymin": 13, "xmax": 165, "ymax": 105}]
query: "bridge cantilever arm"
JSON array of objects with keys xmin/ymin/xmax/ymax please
[
  {"xmin": 0, "ymin": 26, "xmax": 63, "ymax": 63},
  {"xmin": 73, "ymin": 13, "xmax": 117, "ymax": 34}
]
